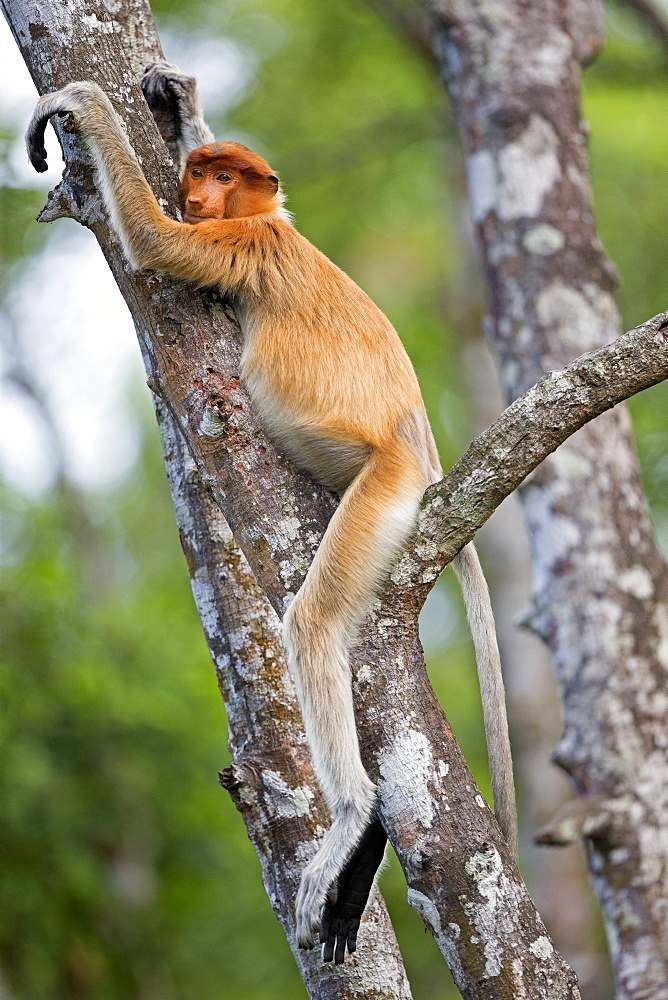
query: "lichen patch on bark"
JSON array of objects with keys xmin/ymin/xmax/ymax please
[{"xmin": 377, "ymin": 729, "xmax": 439, "ymax": 834}]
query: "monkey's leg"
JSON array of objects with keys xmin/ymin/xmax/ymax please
[
  {"xmin": 288, "ymin": 442, "xmax": 425, "ymax": 950},
  {"xmin": 319, "ymin": 817, "xmax": 388, "ymax": 964}
]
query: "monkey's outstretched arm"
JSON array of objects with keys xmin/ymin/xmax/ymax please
[
  {"xmin": 25, "ymin": 82, "xmax": 240, "ymax": 285},
  {"xmin": 27, "ymin": 82, "xmax": 176, "ymax": 266},
  {"xmin": 141, "ymin": 61, "xmax": 214, "ymax": 171}
]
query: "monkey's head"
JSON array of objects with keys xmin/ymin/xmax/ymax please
[{"xmin": 180, "ymin": 141, "xmax": 282, "ymax": 222}]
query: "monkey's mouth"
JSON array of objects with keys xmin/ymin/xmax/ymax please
[{"xmin": 184, "ymin": 212, "xmax": 216, "ymax": 223}]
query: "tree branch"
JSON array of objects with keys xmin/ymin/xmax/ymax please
[
  {"xmin": 620, "ymin": 0, "xmax": 668, "ymax": 60},
  {"xmin": 424, "ymin": 0, "xmax": 668, "ymax": 993},
  {"xmin": 409, "ymin": 311, "xmax": 668, "ymax": 583}
]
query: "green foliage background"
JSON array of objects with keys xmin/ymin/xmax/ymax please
[{"xmin": 1, "ymin": 1, "xmax": 666, "ymax": 997}]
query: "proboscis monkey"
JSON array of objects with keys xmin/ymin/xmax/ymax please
[{"xmin": 26, "ymin": 63, "xmax": 517, "ymax": 965}]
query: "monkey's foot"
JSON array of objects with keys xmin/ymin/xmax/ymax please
[
  {"xmin": 319, "ymin": 818, "xmax": 388, "ymax": 964},
  {"xmin": 141, "ymin": 61, "xmax": 199, "ymax": 115}
]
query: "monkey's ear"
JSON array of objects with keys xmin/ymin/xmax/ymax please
[{"xmin": 266, "ymin": 173, "xmax": 279, "ymax": 192}]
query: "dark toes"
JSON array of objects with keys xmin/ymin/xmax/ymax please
[
  {"xmin": 319, "ymin": 906, "xmax": 330, "ymax": 946},
  {"xmin": 141, "ymin": 65, "xmax": 168, "ymax": 101},
  {"xmin": 29, "ymin": 147, "xmax": 48, "ymax": 172},
  {"xmin": 320, "ymin": 903, "xmax": 361, "ymax": 965}
]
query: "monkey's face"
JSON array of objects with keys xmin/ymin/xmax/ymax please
[
  {"xmin": 181, "ymin": 163, "xmax": 238, "ymax": 222},
  {"xmin": 180, "ymin": 143, "xmax": 280, "ymax": 222}
]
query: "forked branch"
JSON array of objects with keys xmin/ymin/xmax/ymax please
[{"xmin": 409, "ymin": 311, "xmax": 668, "ymax": 584}]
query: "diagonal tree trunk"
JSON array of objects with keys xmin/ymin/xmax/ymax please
[
  {"xmin": 423, "ymin": 0, "xmax": 668, "ymax": 996},
  {"xmin": 1, "ymin": 2, "xmax": 411, "ymax": 996},
  {"xmin": 158, "ymin": 400, "xmax": 413, "ymax": 999}
]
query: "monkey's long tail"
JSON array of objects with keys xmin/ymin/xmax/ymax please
[
  {"xmin": 285, "ymin": 444, "xmax": 424, "ymax": 947},
  {"xmin": 452, "ymin": 543, "xmax": 519, "ymax": 858}
]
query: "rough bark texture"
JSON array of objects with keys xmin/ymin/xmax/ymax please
[
  {"xmin": 467, "ymin": 340, "xmax": 613, "ymax": 999},
  {"xmin": 4, "ymin": 0, "xmax": 667, "ymax": 995},
  {"xmin": 424, "ymin": 0, "xmax": 668, "ymax": 996},
  {"xmin": 159, "ymin": 402, "xmax": 413, "ymax": 998},
  {"xmin": 410, "ymin": 314, "xmax": 668, "ymax": 582},
  {"xmin": 2, "ymin": 1, "xmax": 412, "ymax": 996}
]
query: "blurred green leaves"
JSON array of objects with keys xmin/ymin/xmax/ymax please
[{"xmin": 0, "ymin": 444, "xmax": 305, "ymax": 999}]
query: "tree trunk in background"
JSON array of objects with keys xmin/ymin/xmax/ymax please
[
  {"xmin": 426, "ymin": 0, "xmax": 668, "ymax": 996},
  {"xmin": 467, "ymin": 338, "xmax": 612, "ymax": 1000}
]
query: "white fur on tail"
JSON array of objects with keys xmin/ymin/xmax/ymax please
[{"xmin": 452, "ymin": 543, "xmax": 518, "ymax": 856}]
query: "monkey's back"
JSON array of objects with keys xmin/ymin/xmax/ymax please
[{"xmin": 237, "ymin": 219, "xmax": 430, "ymax": 477}]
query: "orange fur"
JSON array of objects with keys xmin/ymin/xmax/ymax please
[{"xmin": 26, "ymin": 81, "xmax": 517, "ymax": 959}]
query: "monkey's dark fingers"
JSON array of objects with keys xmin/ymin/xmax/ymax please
[
  {"xmin": 25, "ymin": 84, "xmax": 103, "ymax": 174},
  {"xmin": 26, "ymin": 110, "xmax": 76, "ymax": 172},
  {"xmin": 320, "ymin": 905, "xmax": 360, "ymax": 964},
  {"xmin": 141, "ymin": 61, "xmax": 175, "ymax": 104},
  {"xmin": 141, "ymin": 61, "xmax": 193, "ymax": 105},
  {"xmin": 28, "ymin": 143, "xmax": 48, "ymax": 173},
  {"xmin": 25, "ymin": 101, "xmax": 54, "ymax": 172}
]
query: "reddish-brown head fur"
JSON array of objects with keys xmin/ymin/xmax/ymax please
[{"xmin": 180, "ymin": 141, "xmax": 281, "ymax": 222}]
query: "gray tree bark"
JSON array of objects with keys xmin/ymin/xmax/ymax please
[
  {"xmin": 3, "ymin": 0, "xmax": 668, "ymax": 996},
  {"xmin": 467, "ymin": 340, "xmax": 612, "ymax": 999},
  {"xmin": 1, "ymin": 2, "xmax": 411, "ymax": 997},
  {"xmin": 423, "ymin": 0, "xmax": 668, "ymax": 996},
  {"xmin": 159, "ymin": 402, "xmax": 412, "ymax": 998}
]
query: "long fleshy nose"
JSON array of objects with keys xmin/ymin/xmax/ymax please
[{"xmin": 187, "ymin": 191, "xmax": 205, "ymax": 209}]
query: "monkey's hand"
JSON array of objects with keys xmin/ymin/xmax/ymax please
[
  {"xmin": 141, "ymin": 61, "xmax": 213, "ymax": 154},
  {"xmin": 25, "ymin": 104, "xmax": 52, "ymax": 173},
  {"xmin": 141, "ymin": 61, "xmax": 197, "ymax": 114},
  {"xmin": 25, "ymin": 82, "xmax": 113, "ymax": 174},
  {"xmin": 319, "ymin": 818, "xmax": 388, "ymax": 964}
]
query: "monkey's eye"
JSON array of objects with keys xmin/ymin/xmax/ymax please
[
  {"xmin": 191, "ymin": 169, "xmax": 203, "ymax": 178},
  {"xmin": 216, "ymin": 173, "xmax": 232, "ymax": 183}
]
